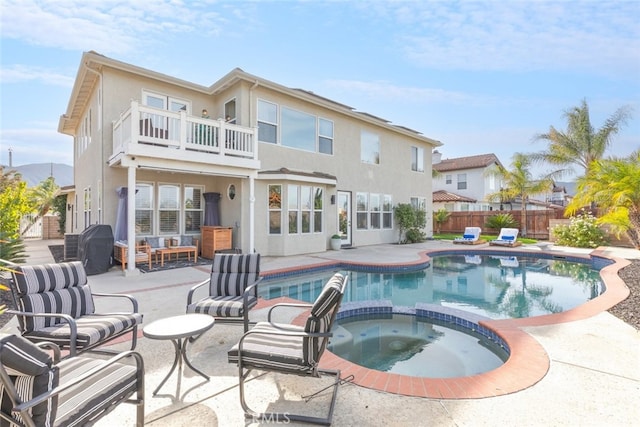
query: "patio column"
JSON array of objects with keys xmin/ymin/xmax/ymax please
[
  {"xmin": 249, "ymin": 176, "xmax": 255, "ymax": 253},
  {"xmin": 126, "ymin": 165, "xmax": 137, "ymax": 272}
]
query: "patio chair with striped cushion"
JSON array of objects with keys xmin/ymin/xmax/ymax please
[
  {"xmin": 0, "ymin": 333, "xmax": 144, "ymax": 426},
  {"xmin": 228, "ymin": 272, "xmax": 348, "ymax": 425},
  {"xmin": 7, "ymin": 261, "xmax": 143, "ymax": 358},
  {"xmin": 186, "ymin": 253, "xmax": 262, "ymax": 332}
]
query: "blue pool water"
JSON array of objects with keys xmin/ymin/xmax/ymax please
[
  {"xmin": 260, "ymin": 253, "xmax": 604, "ymax": 377},
  {"xmin": 260, "ymin": 254, "xmax": 604, "ymax": 319},
  {"xmin": 328, "ymin": 313, "xmax": 509, "ymax": 378}
]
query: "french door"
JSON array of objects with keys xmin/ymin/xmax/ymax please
[{"xmin": 337, "ymin": 191, "xmax": 352, "ymax": 246}]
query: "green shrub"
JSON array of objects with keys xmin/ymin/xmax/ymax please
[
  {"xmin": 394, "ymin": 203, "xmax": 426, "ymax": 244},
  {"xmin": 485, "ymin": 213, "xmax": 518, "ymax": 230},
  {"xmin": 552, "ymin": 212, "xmax": 608, "ymax": 248}
]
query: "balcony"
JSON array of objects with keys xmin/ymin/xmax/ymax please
[{"xmin": 110, "ymin": 101, "xmax": 259, "ymax": 171}]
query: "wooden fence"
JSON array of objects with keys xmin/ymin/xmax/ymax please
[{"xmin": 433, "ymin": 209, "xmax": 566, "ymax": 239}]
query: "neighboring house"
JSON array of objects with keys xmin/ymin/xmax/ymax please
[
  {"xmin": 432, "ymin": 152, "xmax": 504, "ymax": 211},
  {"xmin": 58, "ymin": 51, "xmax": 441, "ymax": 269}
]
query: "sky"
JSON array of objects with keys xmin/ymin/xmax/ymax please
[{"xmin": 1, "ymin": 0, "xmax": 639, "ymax": 178}]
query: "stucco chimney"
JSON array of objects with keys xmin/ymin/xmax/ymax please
[{"xmin": 432, "ymin": 149, "xmax": 442, "ymax": 164}]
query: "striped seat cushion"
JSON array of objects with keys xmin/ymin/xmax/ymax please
[
  {"xmin": 12, "ymin": 262, "xmax": 95, "ymax": 333},
  {"xmin": 187, "ymin": 295, "xmax": 257, "ymax": 318},
  {"xmin": 0, "ymin": 334, "xmax": 59, "ymax": 427},
  {"xmin": 303, "ymin": 273, "xmax": 344, "ymax": 364},
  {"xmin": 227, "ymin": 322, "xmax": 314, "ymax": 375},
  {"xmin": 209, "ymin": 254, "xmax": 260, "ymax": 298},
  {"xmin": 55, "ymin": 356, "xmax": 138, "ymax": 426},
  {"xmin": 22, "ymin": 313, "xmax": 143, "ymax": 351},
  {"xmin": 228, "ymin": 273, "xmax": 346, "ymax": 371}
]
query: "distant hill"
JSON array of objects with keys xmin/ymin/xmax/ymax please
[{"xmin": 3, "ymin": 163, "xmax": 73, "ymax": 187}]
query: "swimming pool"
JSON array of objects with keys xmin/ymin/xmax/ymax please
[
  {"xmin": 259, "ymin": 253, "xmax": 604, "ymax": 320},
  {"xmin": 258, "ymin": 248, "xmax": 627, "ymax": 398}
]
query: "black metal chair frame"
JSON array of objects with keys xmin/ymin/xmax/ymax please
[
  {"xmin": 0, "ymin": 338, "xmax": 145, "ymax": 427},
  {"xmin": 233, "ymin": 273, "xmax": 348, "ymax": 425}
]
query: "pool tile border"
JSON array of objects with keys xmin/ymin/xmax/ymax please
[{"xmin": 260, "ymin": 247, "xmax": 631, "ymax": 399}]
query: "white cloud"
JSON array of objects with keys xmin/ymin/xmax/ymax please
[
  {"xmin": 0, "ymin": 128, "xmax": 73, "ymax": 166},
  {"xmin": 364, "ymin": 1, "xmax": 640, "ymax": 76},
  {"xmin": 0, "ymin": 64, "xmax": 74, "ymax": 87},
  {"xmin": 0, "ymin": 0, "xmax": 234, "ymax": 54}
]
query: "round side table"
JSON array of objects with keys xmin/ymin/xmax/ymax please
[{"xmin": 143, "ymin": 313, "xmax": 214, "ymax": 397}]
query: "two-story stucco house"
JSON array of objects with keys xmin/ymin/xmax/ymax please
[
  {"xmin": 58, "ymin": 51, "xmax": 441, "ymax": 270},
  {"xmin": 432, "ymin": 152, "xmax": 504, "ymax": 211}
]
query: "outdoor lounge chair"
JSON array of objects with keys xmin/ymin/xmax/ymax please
[
  {"xmin": 0, "ymin": 333, "xmax": 144, "ymax": 426},
  {"xmin": 489, "ymin": 228, "xmax": 521, "ymax": 247},
  {"xmin": 186, "ymin": 253, "xmax": 262, "ymax": 332},
  {"xmin": 7, "ymin": 261, "xmax": 143, "ymax": 357},
  {"xmin": 228, "ymin": 272, "xmax": 348, "ymax": 425},
  {"xmin": 113, "ymin": 240, "xmax": 152, "ymax": 270},
  {"xmin": 453, "ymin": 227, "xmax": 483, "ymax": 244}
]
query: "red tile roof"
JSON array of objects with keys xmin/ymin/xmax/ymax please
[
  {"xmin": 432, "ymin": 190, "xmax": 477, "ymax": 203},
  {"xmin": 433, "ymin": 153, "xmax": 502, "ymax": 172}
]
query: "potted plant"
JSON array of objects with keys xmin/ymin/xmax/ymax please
[{"xmin": 330, "ymin": 234, "xmax": 342, "ymax": 250}]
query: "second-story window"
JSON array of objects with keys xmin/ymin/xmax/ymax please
[
  {"xmin": 446, "ymin": 174, "xmax": 452, "ymax": 184},
  {"xmin": 318, "ymin": 118, "xmax": 334, "ymax": 155},
  {"xmin": 361, "ymin": 131, "xmax": 380, "ymax": 165},
  {"xmin": 258, "ymin": 100, "xmax": 278, "ymax": 144},
  {"xmin": 411, "ymin": 146, "xmax": 424, "ymax": 172},
  {"xmin": 282, "ymin": 107, "xmax": 315, "ymax": 152},
  {"xmin": 457, "ymin": 173, "xmax": 467, "ymax": 190}
]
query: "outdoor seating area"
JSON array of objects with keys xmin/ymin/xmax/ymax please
[
  {"xmin": 489, "ymin": 227, "xmax": 521, "ymax": 247},
  {"xmin": 6, "ymin": 260, "xmax": 142, "ymax": 357},
  {"xmin": 453, "ymin": 226, "xmax": 483, "ymax": 244},
  {"xmin": 1, "ymin": 239, "xmax": 637, "ymax": 426}
]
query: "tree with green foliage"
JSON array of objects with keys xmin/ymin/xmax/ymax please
[
  {"xmin": 0, "ymin": 166, "xmax": 31, "ymax": 266},
  {"xmin": 532, "ymin": 99, "xmax": 632, "ymax": 177},
  {"xmin": 485, "ymin": 213, "xmax": 518, "ymax": 231},
  {"xmin": 433, "ymin": 208, "xmax": 450, "ymax": 234},
  {"xmin": 485, "ymin": 153, "xmax": 560, "ymax": 237},
  {"xmin": 21, "ymin": 176, "xmax": 60, "ymax": 236},
  {"xmin": 567, "ymin": 151, "xmax": 640, "ymax": 249},
  {"xmin": 394, "ymin": 203, "xmax": 426, "ymax": 244}
]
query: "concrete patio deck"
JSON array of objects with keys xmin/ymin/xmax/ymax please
[{"xmin": 5, "ymin": 239, "xmax": 639, "ymax": 426}]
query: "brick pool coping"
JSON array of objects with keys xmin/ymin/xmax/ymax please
[{"xmin": 258, "ymin": 247, "xmax": 631, "ymax": 399}]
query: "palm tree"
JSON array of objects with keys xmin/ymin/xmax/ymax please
[
  {"xmin": 532, "ymin": 99, "xmax": 632, "ymax": 178},
  {"xmin": 486, "ymin": 153, "xmax": 560, "ymax": 237},
  {"xmin": 21, "ymin": 177, "xmax": 60, "ymax": 237},
  {"xmin": 567, "ymin": 151, "xmax": 640, "ymax": 249}
]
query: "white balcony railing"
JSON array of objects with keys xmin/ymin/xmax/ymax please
[{"xmin": 112, "ymin": 101, "xmax": 257, "ymax": 162}]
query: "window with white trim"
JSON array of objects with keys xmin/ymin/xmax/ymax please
[
  {"xmin": 446, "ymin": 174, "xmax": 452, "ymax": 184},
  {"xmin": 361, "ymin": 131, "xmax": 380, "ymax": 165},
  {"xmin": 159, "ymin": 184, "xmax": 180, "ymax": 234},
  {"xmin": 356, "ymin": 192, "xmax": 368, "ymax": 229},
  {"xmin": 258, "ymin": 100, "xmax": 278, "ymax": 144},
  {"xmin": 184, "ymin": 186, "xmax": 203, "ymax": 234},
  {"xmin": 411, "ymin": 146, "xmax": 424, "ymax": 172},
  {"xmin": 410, "ymin": 197, "xmax": 426, "ymax": 211},
  {"xmin": 83, "ymin": 186, "xmax": 91, "ymax": 229},
  {"xmin": 282, "ymin": 107, "xmax": 315, "ymax": 152},
  {"xmin": 318, "ymin": 118, "xmax": 333, "ymax": 155},
  {"xmin": 135, "ymin": 183, "xmax": 154, "ymax": 235},
  {"xmin": 383, "ymin": 195, "xmax": 393, "ymax": 229},
  {"xmin": 268, "ymin": 184, "xmax": 282, "ymax": 234},
  {"xmin": 314, "ymin": 188, "xmax": 323, "ymax": 232},
  {"xmin": 457, "ymin": 173, "xmax": 467, "ymax": 190},
  {"xmin": 370, "ymin": 193, "xmax": 381, "ymax": 229},
  {"xmin": 288, "ymin": 185, "xmax": 322, "ymax": 234}
]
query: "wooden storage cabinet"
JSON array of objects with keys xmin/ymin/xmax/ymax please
[{"xmin": 200, "ymin": 226, "xmax": 233, "ymax": 258}]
